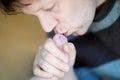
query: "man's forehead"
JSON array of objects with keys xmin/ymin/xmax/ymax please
[
  {"xmin": 19, "ymin": 0, "xmax": 33, "ymax": 3},
  {"xmin": 20, "ymin": 0, "xmax": 53, "ymax": 3},
  {"xmin": 20, "ymin": 0, "xmax": 43, "ymax": 3}
]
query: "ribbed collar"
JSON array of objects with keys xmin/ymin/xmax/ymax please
[{"xmin": 89, "ymin": 0, "xmax": 120, "ymax": 32}]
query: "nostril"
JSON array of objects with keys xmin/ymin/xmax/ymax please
[{"xmin": 63, "ymin": 32, "xmax": 68, "ymax": 36}]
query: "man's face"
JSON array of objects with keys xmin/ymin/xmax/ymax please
[{"xmin": 21, "ymin": 0, "xmax": 97, "ymax": 36}]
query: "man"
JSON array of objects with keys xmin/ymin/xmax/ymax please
[{"xmin": 0, "ymin": 0, "xmax": 120, "ymax": 80}]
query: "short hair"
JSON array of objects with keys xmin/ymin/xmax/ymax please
[{"xmin": 0, "ymin": 0, "xmax": 30, "ymax": 15}]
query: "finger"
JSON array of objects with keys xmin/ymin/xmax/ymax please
[
  {"xmin": 30, "ymin": 76, "xmax": 58, "ymax": 80},
  {"xmin": 38, "ymin": 57, "xmax": 65, "ymax": 78},
  {"xmin": 44, "ymin": 38, "xmax": 68, "ymax": 63},
  {"xmin": 30, "ymin": 76, "xmax": 41, "ymax": 80},
  {"xmin": 41, "ymin": 77, "xmax": 58, "ymax": 80},
  {"xmin": 41, "ymin": 50, "xmax": 69, "ymax": 72},
  {"xmin": 62, "ymin": 43, "xmax": 76, "ymax": 66},
  {"xmin": 33, "ymin": 65, "xmax": 53, "ymax": 78}
]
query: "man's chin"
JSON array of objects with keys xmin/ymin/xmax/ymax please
[{"xmin": 72, "ymin": 32, "xmax": 86, "ymax": 36}]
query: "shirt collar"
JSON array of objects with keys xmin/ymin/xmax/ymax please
[{"xmin": 89, "ymin": 0, "xmax": 120, "ymax": 32}]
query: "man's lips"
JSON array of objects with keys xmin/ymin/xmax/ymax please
[
  {"xmin": 53, "ymin": 27, "xmax": 70, "ymax": 36},
  {"xmin": 53, "ymin": 29, "xmax": 69, "ymax": 36}
]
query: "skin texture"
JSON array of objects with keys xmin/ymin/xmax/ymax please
[
  {"xmin": 21, "ymin": 0, "xmax": 98, "ymax": 35},
  {"xmin": 19, "ymin": 0, "xmax": 106, "ymax": 80}
]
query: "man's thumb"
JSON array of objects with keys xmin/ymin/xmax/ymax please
[{"xmin": 62, "ymin": 43, "xmax": 76, "ymax": 66}]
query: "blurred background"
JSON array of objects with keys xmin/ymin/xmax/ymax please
[{"xmin": 0, "ymin": 13, "xmax": 47, "ymax": 80}]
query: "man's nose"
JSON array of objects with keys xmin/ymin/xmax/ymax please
[{"xmin": 35, "ymin": 12, "xmax": 58, "ymax": 32}]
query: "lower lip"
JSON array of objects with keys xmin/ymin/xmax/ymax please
[{"xmin": 53, "ymin": 29, "xmax": 70, "ymax": 36}]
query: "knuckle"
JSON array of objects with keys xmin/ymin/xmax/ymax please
[
  {"xmin": 50, "ymin": 68, "xmax": 64, "ymax": 78},
  {"xmin": 44, "ymin": 39, "xmax": 53, "ymax": 49},
  {"xmin": 57, "ymin": 71, "xmax": 65, "ymax": 78},
  {"xmin": 56, "ymin": 62, "xmax": 64, "ymax": 70},
  {"xmin": 61, "ymin": 64, "xmax": 69, "ymax": 72},
  {"xmin": 41, "ymin": 50, "xmax": 48, "ymax": 59},
  {"xmin": 57, "ymin": 52, "xmax": 62, "ymax": 57},
  {"xmin": 55, "ymin": 52, "xmax": 64, "ymax": 61},
  {"xmin": 33, "ymin": 67, "xmax": 38, "ymax": 76},
  {"xmin": 38, "ymin": 58, "xmax": 44, "ymax": 67},
  {"xmin": 40, "ymin": 62, "xmax": 44, "ymax": 68},
  {"xmin": 44, "ymin": 43, "xmax": 48, "ymax": 50},
  {"xmin": 40, "ymin": 61, "xmax": 47, "ymax": 71},
  {"xmin": 56, "ymin": 61, "xmax": 61, "ymax": 67},
  {"xmin": 44, "ymin": 53, "xmax": 50, "ymax": 61}
]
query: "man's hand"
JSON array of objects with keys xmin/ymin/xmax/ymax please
[{"xmin": 30, "ymin": 38, "xmax": 76, "ymax": 80}]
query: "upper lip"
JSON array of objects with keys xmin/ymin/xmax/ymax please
[
  {"xmin": 54, "ymin": 31, "xmax": 69, "ymax": 36},
  {"xmin": 53, "ymin": 28, "xmax": 70, "ymax": 36}
]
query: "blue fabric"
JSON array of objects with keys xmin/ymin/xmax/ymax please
[
  {"xmin": 93, "ymin": 59, "xmax": 120, "ymax": 79},
  {"xmin": 89, "ymin": 0, "xmax": 120, "ymax": 32},
  {"xmin": 75, "ymin": 68, "xmax": 101, "ymax": 80},
  {"xmin": 75, "ymin": 59, "xmax": 120, "ymax": 80}
]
